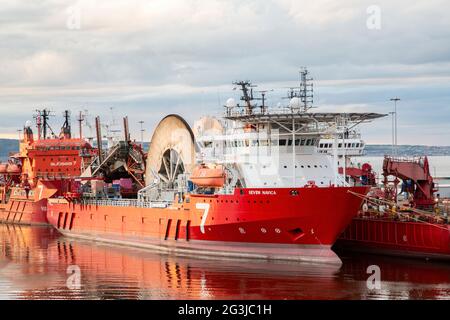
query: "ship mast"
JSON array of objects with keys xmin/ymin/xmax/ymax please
[
  {"xmin": 61, "ymin": 110, "xmax": 72, "ymax": 139},
  {"xmin": 233, "ymin": 81, "xmax": 256, "ymax": 115},
  {"xmin": 35, "ymin": 109, "xmax": 55, "ymax": 139},
  {"xmin": 299, "ymin": 67, "xmax": 314, "ymax": 112},
  {"xmin": 77, "ymin": 111, "xmax": 85, "ymax": 139}
]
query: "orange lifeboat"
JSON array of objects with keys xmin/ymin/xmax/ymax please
[
  {"xmin": 0, "ymin": 163, "xmax": 8, "ymax": 174},
  {"xmin": 6, "ymin": 164, "xmax": 21, "ymax": 175},
  {"xmin": 190, "ymin": 164, "xmax": 226, "ymax": 188}
]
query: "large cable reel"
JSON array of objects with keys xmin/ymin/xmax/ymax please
[{"xmin": 145, "ymin": 115, "xmax": 196, "ymax": 187}]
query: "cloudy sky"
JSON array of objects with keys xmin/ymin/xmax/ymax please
[{"xmin": 0, "ymin": 0, "xmax": 449, "ymax": 145}]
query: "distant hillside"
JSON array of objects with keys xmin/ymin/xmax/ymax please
[
  {"xmin": 1, "ymin": 139, "xmax": 449, "ymax": 161},
  {"xmin": 0, "ymin": 139, "xmax": 18, "ymax": 161},
  {"xmin": 365, "ymin": 145, "xmax": 450, "ymax": 157}
]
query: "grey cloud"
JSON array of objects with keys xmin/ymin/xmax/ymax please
[{"xmin": 0, "ymin": 0, "xmax": 449, "ymax": 144}]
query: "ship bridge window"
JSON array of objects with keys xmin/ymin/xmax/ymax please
[
  {"xmin": 288, "ymin": 139, "xmax": 292, "ymax": 146},
  {"xmin": 300, "ymin": 139, "xmax": 306, "ymax": 146},
  {"xmin": 319, "ymin": 143, "xmax": 324, "ymax": 148},
  {"xmin": 204, "ymin": 141, "xmax": 212, "ymax": 148},
  {"xmin": 279, "ymin": 139, "xmax": 287, "ymax": 146},
  {"xmin": 305, "ymin": 139, "xmax": 312, "ymax": 146},
  {"xmin": 351, "ymin": 143, "xmax": 356, "ymax": 148},
  {"xmin": 295, "ymin": 139, "xmax": 300, "ymax": 146},
  {"xmin": 338, "ymin": 143, "xmax": 342, "ymax": 148}
]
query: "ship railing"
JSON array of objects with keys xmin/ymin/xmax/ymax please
[
  {"xmin": 81, "ymin": 198, "xmax": 172, "ymax": 209},
  {"xmin": 384, "ymin": 155, "xmax": 426, "ymax": 164},
  {"xmin": 225, "ymin": 107, "xmax": 308, "ymax": 117}
]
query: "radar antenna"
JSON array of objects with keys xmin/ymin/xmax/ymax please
[{"xmin": 233, "ymin": 81, "xmax": 257, "ymax": 115}]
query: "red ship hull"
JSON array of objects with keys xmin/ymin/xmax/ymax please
[
  {"xmin": 0, "ymin": 188, "xmax": 49, "ymax": 226},
  {"xmin": 336, "ymin": 217, "xmax": 450, "ymax": 260},
  {"xmin": 47, "ymin": 186, "xmax": 369, "ymax": 264}
]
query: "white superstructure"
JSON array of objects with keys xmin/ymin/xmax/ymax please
[{"xmin": 194, "ymin": 73, "xmax": 384, "ymax": 190}]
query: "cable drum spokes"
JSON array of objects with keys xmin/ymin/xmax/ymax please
[{"xmin": 158, "ymin": 149, "xmax": 185, "ymax": 187}]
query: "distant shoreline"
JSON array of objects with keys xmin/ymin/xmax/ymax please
[{"xmin": 1, "ymin": 139, "xmax": 450, "ymax": 160}]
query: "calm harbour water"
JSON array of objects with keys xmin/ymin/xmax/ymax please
[{"xmin": 0, "ymin": 224, "xmax": 449, "ymax": 300}]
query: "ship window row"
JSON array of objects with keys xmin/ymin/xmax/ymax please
[
  {"xmin": 40, "ymin": 157, "xmax": 77, "ymax": 161},
  {"xmin": 34, "ymin": 146, "xmax": 82, "ymax": 151},
  {"xmin": 205, "ymin": 138, "xmax": 317, "ymax": 148},
  {"xmin": 224, "ymin": 140, "xmax": 271, "ymax": 147},
  {"xmin": 37, "ymin": 168, "xmax": 80, "ymax": 172},
  {"xmin": 279, "ymin": 138, "xmax": 316, "ymax": 146},
  {"xmin": 319, "ymin": 142, "xmax": 363, "ymax": 149},
  {"xmin": 282, "ymin": 164, "xmax": 328, "ymax": 169}
]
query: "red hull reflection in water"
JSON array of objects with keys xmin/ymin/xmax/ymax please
[{"xmin": 0, "ymin": 224, "xmax": 449, "ymax": 300}]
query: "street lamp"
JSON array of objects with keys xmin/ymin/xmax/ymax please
[
  {"xmin": 389, "ymin": 111, "xmax": 395, "ymax": 155},
  {"xmin": 390, "ymin": 98, "xmax": 400, "ymax": 154},
  {"xmin": 138, "ymin": 120, "xmax": 145, "ymax": 147}
]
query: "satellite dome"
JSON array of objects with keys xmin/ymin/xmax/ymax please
[
  {"xmin": 226, "ymin": 98, "xmax": 237, "ymax": 108},
  {"xmin": 289, "ymin": 97, "xmax": 302, "ymax": 109},
  {"xmin": 25, "ymin": 120, "xmax": 32, "ymax": 128}
]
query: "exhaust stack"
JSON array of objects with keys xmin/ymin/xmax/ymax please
[{"xmin": 95, "ymin": 116, "xmax": 103, "ymax": 164}]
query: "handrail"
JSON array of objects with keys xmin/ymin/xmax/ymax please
[{"xmin": 81, "ymin": 198, "xmax": 172, "ymax": 209}]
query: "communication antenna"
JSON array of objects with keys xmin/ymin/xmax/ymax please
[
  {"xmin": 283, "ymin": 67, "xmax": 314, "ymax": 112},
  {"xmin": 34, "ymin": 109, "xmax": 55, "ymax": 139},
  {"xmin": 253, "ymin": 89, "xmax": 274, "ymax": 114},
  {"xmin": 299, "ymin": 67, "xmax": 314, "ymax": 111},
  {"xmin": 61, "ymin": 110, "xmax": 72, "ymax": 138},
  {"xmin": 139, "ymin": 120, "xmax": 145, "ymax": 146},
  {"xmin": 77, "ymin": 111, "xmax": 85, "ymax": 139},
  {"xmin": 82, "ymin": 109, "xmax": 94, "ymax": 144}
]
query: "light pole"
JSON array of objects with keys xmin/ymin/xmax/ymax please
[
  {"xmin": 390, "ymin": 98, "xmax": 400, "ymax": 155},
  {"xmin": 138, "ymin": 121, "xmax": 145, "ymax": 147},
  {"xmin": 389, "ymin": 111, "xmax": 395, "ymax": 155}
]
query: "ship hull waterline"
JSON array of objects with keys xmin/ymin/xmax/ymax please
[
  {"xmin": 0, "ymin": 197, "xmax": 49, "ymax": 226},
  {"xmin": 47, "ymin": 186, "xmax": 369, "ymax": 265},
  {"xmin": 336, "ymin": 217, "xmax": 450, "ymax": 261}
]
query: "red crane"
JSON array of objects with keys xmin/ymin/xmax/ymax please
[{"xmin": 383, "ymin": 156, "xmax": 437, "ymax": 210}]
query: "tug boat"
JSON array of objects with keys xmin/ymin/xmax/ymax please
[
  {"xmin": 46, "ymin": 73, "xmax": 384, "ymax": 264},
  {"xmin": 0, "ymin": 110, "xmax": 95, "ymax": 226}
]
